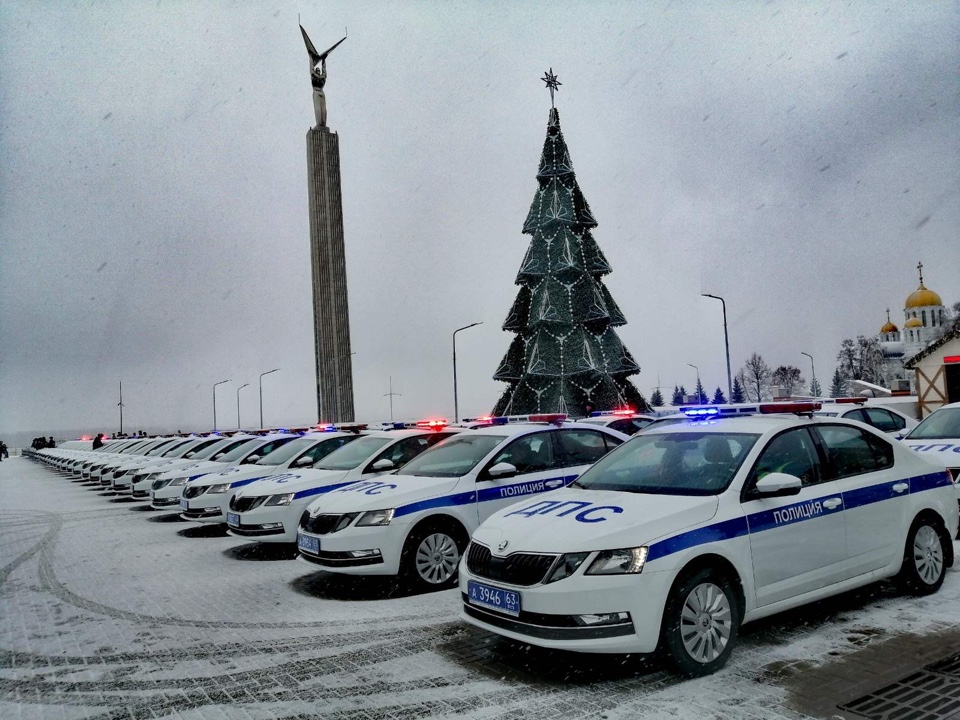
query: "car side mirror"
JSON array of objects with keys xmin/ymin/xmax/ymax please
[
  {"xmin": 242, "ymin": 454, "xmax": 261, "ymax": 465},
  {"xmin": 294, "ymin": 455, "xmax": 314, "ymax": 467},
  {"xmin": 184, "ymin": 452, "xmax": 195, "ymax": 458},
  {"xmin": 487, "ymin": 462, "xmax": 518, "ymax": 479},
  {"xmin": 371, "ymin": 458, "xmax": 395, "ymax": 472},
  {"xmin": 755, "ymin": 472, "xmax": 802, "ymax": 497}
]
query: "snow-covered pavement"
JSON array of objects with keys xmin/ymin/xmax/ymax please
[{"xmin": 3, "ymin": 456, "xmax": 960, "ymax": 719}]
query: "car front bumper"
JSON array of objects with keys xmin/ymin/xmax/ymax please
[{"xmin": 295, "ymin": 523, "xmax": 407, "ymax": 576}]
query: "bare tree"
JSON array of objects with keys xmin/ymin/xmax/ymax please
[
  {"xmin": 771, "ymin": 365, "xmax": 805, "ymax": 396},
  {"xmin": 837, "ymin": 336, "xmax": 885, "ymax": 385},
  {"xmin": 739, "ymin": 354, "xmax": 772, "ymax": 402}
]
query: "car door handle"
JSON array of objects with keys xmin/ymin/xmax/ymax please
[
  {"xmin": 822, "ymin": 498, "xmax": 842, "ymax": 509},
  {"xmin": 892, "ymin": 482, "xmax": 909, "ymax": 494}
]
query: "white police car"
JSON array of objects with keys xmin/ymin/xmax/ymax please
[
  {"xmin": 902, "ymin": 402, "xmax": 960, "ymax": 500},
  {"xmin": 108, "ymin": 436, "xmax": 220, "ymax": 492},
  {"xmin": 181, "ymin": 430, "xmax": 366, "ymax": 525},
  {"xmin": 578, "ymin": 409, "xmax": 656, "ymax": 436},
  {"xmin": 148, "ymin": 433, "xmax": 261, "ymax": 509},
  {"xmin": 129, "ymin": 436, "xmax": 243, "ymax": 499},
  {"xmin": 81, "ymin": 438, "xmax": 155, "ymax": 479},
  {"xmin": 228, "ymin": 427, "xmax": 457, "ymax": 542},
  {"xmin": 296, "ymin": 417, "xmax": 629, "ymax": 590},
  {"xmin": 93, "ymin": 437, "xmax": 182, "ymax": 485},
  {"xmin": 814, "ymin": 398, "xmax": 918, "ymax": 436},
  {"xmin": 459, "ymin": 403, "xmax": 958, "ymax": 676},
  {"xmin": 174, "ymin": 433, "xmax": 299, "ymax": 520}
]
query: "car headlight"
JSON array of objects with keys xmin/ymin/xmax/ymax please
[
  {"xmin": 543, "ymin": 552, "xmax": 590, "ymax": 584},
  {"xmin": 585, "ymin": 547, "xmax": 648, "ymax": 575},
  {"xmin": 356, "ymin": 509, "xmax": 394, "ymax": 527},
  {"xmin": 264, "ymin": 493, "xmax": 295, "ymax": 506},
  {"xmin": 332, "ymin": 513, "xmax": 360, "ymax": 532},
  {"xmin": 169, "ymin": 477, "xmax": 187, "ymax": 486},
  {"xmin": 206, "ymin": 483, "xmax": 231, "ymax": 494}
]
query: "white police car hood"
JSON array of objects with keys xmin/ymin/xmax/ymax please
[
  {"xmin": 115, "ymin": 456, "xmax": 190, "ymax": 474},
  {"xmin": 302, "ymin": 475, "xmax": 462, "ymax": 517},
  {"xmin": 187, "ymin": 464, "xmax": 288, "ymax": 489},
  {"xmin": 472, "ymin": 488, "xmax": 719, "ymax": 554},
  {"xmin": 903, "ymin": 438, "xmax": 960, "ymax": 470},
  {"xmin": 235, "ymin": 469, "xmax": 358, "ymax": 500},
  {"xmin": 154, "ymin": 460, "xmax": 227, "ymax": 481}
]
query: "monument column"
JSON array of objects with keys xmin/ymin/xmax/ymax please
[{"xmin": 301, "ymin": 25, "xmax": 355, "ymax": 422}]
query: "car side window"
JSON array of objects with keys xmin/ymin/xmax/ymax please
[
  {"xmin": 481, "ymin": 432, "xmax": 555, "ymax": 478},
  {"xmin": 301, "ymin": 436, "xmax": 354, "ymax": 464},
  {"xmin": 815, "ymin": 424, "xmax": 894, "ymax": 480},
  {"xmin": 746, "ymin": 428, "xmax": 821, "ymax": 492},
  {"xmin": 556, "ymin": 430, "xmax": 613, "ymax": 467},
  {"xmin": 864, "ymin": 408, "xmax": 903, "ymax": 432}
]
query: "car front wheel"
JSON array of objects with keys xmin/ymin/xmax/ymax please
[
  {"xmin": 401, "ymin": 522, "xmax": 466, "ymax": 592},
  {"xmin": 661, "ymin": 566, "xmax": 740, "ymax": 676}
]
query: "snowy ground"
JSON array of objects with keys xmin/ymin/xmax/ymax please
[{"xmin": 3, "ymin": 457, "xmax": 960, "ymax": 719}]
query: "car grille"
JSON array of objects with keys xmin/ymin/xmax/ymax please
[
  {"xmin": 183, "ymin": 485, "xmax": 207, "ymax": 499},
  {"xmin": 466, "ymin": 542, "xmax": 557, "ymax": 587},
  {"xmin": 300, "ymin": 513, "xmax": 347, "ymax": 535},
  {"xmin": 229, "ymin": 495, "xmax": 267, "ymax": 512},
  {"xmin": 152, "ymin": 478, "xmax": 171, "ymax": 490}
]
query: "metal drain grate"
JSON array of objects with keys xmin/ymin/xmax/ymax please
[{"xmin": 839, "ymin": 653, "xmax": 960, "ymax": 720}]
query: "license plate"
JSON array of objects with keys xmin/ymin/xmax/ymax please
[
  {"xmin": 227, "ymin": 512, "xmax": 240, "ymax": 527},
  {"xmin": 298, "ymin": 533, "xmax": 320, "ymax": 554},
  {"xmin": 467, "ymin": 580, "xmax": 521, "ymax": 617},
  {"xmin": 179, "ymin": 498, "xmax": 188, "ymax": 510}
]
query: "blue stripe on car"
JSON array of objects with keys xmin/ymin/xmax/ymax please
[
  {"xmin": 293, "ymin": 481, "xmax": 358, "ymax": 500},
  {"xmin": 393, "ymin": 474, "xmax": 579, "ymax": 518}
]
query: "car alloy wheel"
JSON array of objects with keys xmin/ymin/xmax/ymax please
[
  {"xmin": 415, "ymin": 532, "xmax": 461, "ymax": 585},
  {"xmin": 913, "ymin": 525, "xmax": 944, "ymax": 586},
  {"xmin": 680, "ymin": 582, "xmax": 733, "ymax": 664}
]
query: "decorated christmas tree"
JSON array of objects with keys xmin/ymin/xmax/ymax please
[{"xmin": 492, "ymin": 71, "xmax": 647, "ymax": 417}]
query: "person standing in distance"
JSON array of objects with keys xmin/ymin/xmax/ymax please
[{"xmin": 92, "ymin": 433, "xmax": 104, "ymax": 450}]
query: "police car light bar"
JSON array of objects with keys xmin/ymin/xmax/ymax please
[
  {"xmin": 335, "ymin": 423, "xmax": 368, "ymax": 433},
  {"xmin": 758, "ymin": 402, "xmax": 822, "ymax": 414},
  {"xmin": 829, "ymin": 397, "xmax": 868, "ymax": 405},
  {"xmin": 529, "ymin": 414, "xmax": 567, "ymax": 426},
  {"xmin": 415, "ymin": 418, "xmax": 449, "ymax": 430}
]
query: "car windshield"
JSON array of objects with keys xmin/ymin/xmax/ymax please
[
  {"xmin": 314, "ymin": 436, "xmax": 393, "ymax": 471},
  {"xmin": 398, "ymin": 434, "xmax": 506, "ymax": 477},
  {"xmin": 906, "ymin": 408, "xmax": 960, "ymax": 440},
  {"xmin": 254, "ymin": 437, "xmax": 318, "ymax": 466},
  {"xmin": 572, "ymin": 432, "xmax": 760, "ymax": 496},
  {"xmin": 188, "ymin": 438, "xmax": 234, "ymax": 460},
  {"xmin": 145, "ymin": 440, "xmax": 177, "ymax": 456},
  {"xmin": 160, "ymin": 439, "xmax": 198, "ymax": 457},
  {"xmin": 213, "ymin": 438, "xmax": 262, "ymax": 463}
]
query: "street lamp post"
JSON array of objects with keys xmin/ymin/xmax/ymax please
[
  {"xmin": 452, "ymin": 322, "xmax": 483, "ymax": 423},
  {"xmin": 801, "ymin": 352, "xmax": 817, "ymax": 398},
  {"xmin": 259, "ymin": 369, "xmax": 279, "ymax": 429},
  {"xmin": 213, "ymin": 380, "xmax": 230, "ymax": 431},
  {"xmin": 236, "ymin": 383, "xmax": 250, "ymax": 429},
  {"xmin": 687, "ymin": 363, "xmax": 700, "ymax": 404},
  {"xmin": 702, "ymin": 293, "xmax": 732, "ymax": 404},
  {"xmin": 383, "ymin": 376, "xmax": 401, "ymax": 422}
]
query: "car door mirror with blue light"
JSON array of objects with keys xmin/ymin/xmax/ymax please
[{"xmin": 755, "ymin": 473, "xmax": 803, "ymax": 497}]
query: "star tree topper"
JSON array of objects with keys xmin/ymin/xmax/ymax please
[{"xmin": 541, "ymin": 68, "xmax": 561, "ymax": 107}]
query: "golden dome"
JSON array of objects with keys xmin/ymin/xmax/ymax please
[
  {"xmin": 880, "ymin": 321, "xmax": 899, "ymax": 333},
  {"xmin": 905, "ymin": 284, "xmax": 943, "ymax": 309},
  {"xmin": 904, "ymin": 317, "xmax": 923, "ymax": 328}
]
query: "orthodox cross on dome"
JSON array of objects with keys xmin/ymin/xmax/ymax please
[
  {"xmin": 886, "ymin": 308, "xmax": 891, "ymax": 322},
  {"xmin": 541, "ymin": 68, "xmax": 561, "ymax": 108},
  {"xmin": 917, "ymin": 260, "xmax": 924, "ymax": 285}
]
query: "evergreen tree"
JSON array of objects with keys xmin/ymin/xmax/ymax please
[
  {"xmin": 830, "ymin": 367, "xmax": 846, "ymax": 398},
  {"xmin": 712, "ymin": 386, "xmax": 726, "ymax": 404},
  {"xmin": 492, "ymin": 104, "xmax": 646, "ymax": 416},
  {"xmin": 810, "ymin": 377, "xmax": 822, "ymax": 397},
  {"xmin": 731, "ymin": 376, "xmax": 745, "ymax": 404},
  {"xmin": 694, "ymin": 377, "xmax": 708, "ymax": 404},
  {"xmin": 671, "ymin": 385, "xmax": 683, "ymax": 406},
  {"xmin": 650, "ymin": 388, "xmax": 664, "ymax": 407}
]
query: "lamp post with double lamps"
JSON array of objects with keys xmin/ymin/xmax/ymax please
[
  {"xmin": 701, "ymin": 293, "xmax": 733, "ymax": 404},
  {"xmin": 259, "ymin": 369, "xmax": 280, "ymax": 430},
  {"xmin": 236, "ymin": 383, "xmax": 250, "ymax": 429},
  {"xmin": 452, "ymin": 322, "xmax": 483, "ymax": 423},
  {"xmin": 687, "ymin": 364, "xmax": 700, "ymax": 404},
  {"xmin": 212, "ymin": 380, "xmax": 230, "ymax": 432}
]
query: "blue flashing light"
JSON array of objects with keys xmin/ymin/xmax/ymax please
[
  {"xmin": 589, "ymin": 411, "xmax": 603, "ymax": 417},
  {"xmin": 681, "ymin": 406, "xmax": 720, "ymax": 417},
  {"xmin": 489, "ymin": 417, "xmax": 510, "ymax": 426}
]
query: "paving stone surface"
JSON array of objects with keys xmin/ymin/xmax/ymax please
[{"xmin": 3, "ymin": 457, "xmax": 960, "ymax": 719}]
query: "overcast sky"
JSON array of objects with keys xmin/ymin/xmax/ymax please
[{"xmin": 1, "ymin": 0, "xmax": 958, "ymax": 439}]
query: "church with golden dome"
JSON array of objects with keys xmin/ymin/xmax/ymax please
[{"xmin": 878, "ymin": 262, "xmax": 949, "ymax": 389}]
